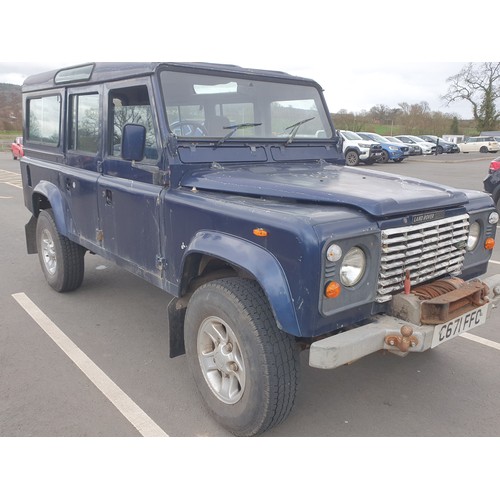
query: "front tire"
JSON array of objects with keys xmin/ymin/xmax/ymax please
[
  {"xmin": 379, "ymin": 150, "xmax": 389, "ymax": 163},
  {"xmin": 344, "ymin": 150, "xmax": 360, "ymax": 166},
  {"xmin": 184, "ymin": 278, "xmax": 300, "ymax": 436},
  {"xmin": 36, "ymin": 209, "xmax": 85, "ymax": 292}
]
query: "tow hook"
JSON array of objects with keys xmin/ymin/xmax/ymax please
[{"xmin": 385, "ymin": 325, "xmax": 418, "ymax": 353}]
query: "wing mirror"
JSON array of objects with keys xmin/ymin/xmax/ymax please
[{"xmin": 122, "ymin": 123, "xmax": 146, "ymax": 162}]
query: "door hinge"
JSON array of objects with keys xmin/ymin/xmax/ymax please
[{"xmin": 156, "ymin": 255, "xmax": 168, "ymax": 273}]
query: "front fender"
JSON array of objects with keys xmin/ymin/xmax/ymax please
[
  {"xmin": 184, "ymin": 231, "xmax": 301, "ymax": 336},
  {"xmin": 33, "ymin": 180, "xmax": 68, "ymax": 237}
]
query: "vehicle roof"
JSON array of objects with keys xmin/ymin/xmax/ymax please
[{"xmin": 22, "ymin": 62, "xmax": 317, "ymax": 92}]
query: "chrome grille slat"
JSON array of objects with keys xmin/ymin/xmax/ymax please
[{"xmin": 376, "ymin": 214, "xmax": 469, "ymax": 303}]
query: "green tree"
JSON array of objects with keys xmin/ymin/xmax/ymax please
[
  {"xmin": 442, "ymin": 62, "xmax": 500, "ymax": 132},
  {"xmin": 450, "ymin": 116, "xmax": 459, "ymax": 134}
]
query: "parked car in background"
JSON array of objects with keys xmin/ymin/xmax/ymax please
[
  {"xmin": 357, "ymin": 132, "xmax": 409, "ymax": 163},
  {"xmin": 11, "ymin": 137, "xmax": 24, "ymax": 160},
  {"xmin": 418, "ymin": 135, "xmax": 460, "ymax": 154},
  {"xmin": 385, "ymin": 136, "xmax": 422, "ymax": 155},
  {"xmin": 489, "ymin": 156, "xmax": 500, "ymax": 174},
  {"xmin": 338, "ymin": 130, "xmax": 383, "ymax": 166},
  {"xmin": 458, "ymin": 136, "xmax": 500, "ymax": 154},
  {"xmin": 484, "ymin": 157, "xmax": 500, "ymax": 211},
  {"xmin": 395, "ymin": 135, "xmax": 436, "ymax": 155}
]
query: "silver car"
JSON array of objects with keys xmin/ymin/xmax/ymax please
[{"xmin": 395, "ymin": 135, "xmax": 437, "ymax": 155}]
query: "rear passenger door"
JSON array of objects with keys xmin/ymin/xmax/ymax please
[
  {"xmin": 64, "ymin": 87, "xmax": 102, "ymax": 247},
  {"xmin": 98, "ymin": 81, "xmax": 164, "ymax": 281}
]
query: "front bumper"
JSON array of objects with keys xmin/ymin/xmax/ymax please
[
  {"xmin": 360, "ymin": 147, "xmax": 382, "ymax": 161},
  {"xmin": 309, "ymin": 273, "xmax": 500, "ymax": 369},
  {"xmin": 388, "ymin": 149, "xmax": 409, "ymax": 160}
]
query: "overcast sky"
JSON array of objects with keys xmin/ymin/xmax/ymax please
[{"xmin": 1, "ymin": 0, "xmax": 497, "ymax": 121}]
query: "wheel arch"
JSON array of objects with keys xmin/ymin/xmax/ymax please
[
  {"xmin": 167, "ymin": 231, "xmax": 302, "ymax": 358},
  {"xmin": 32, "ymin": 181, "xmax": 68, "ymax": 236},
  {"xmin": 181, "ymin": 231, "xmax": 301, "ymax": 335}
]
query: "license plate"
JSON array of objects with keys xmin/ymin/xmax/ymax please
[{"xmin": 431, "ymin": 304, "xmax": 489, "ymax": 348}]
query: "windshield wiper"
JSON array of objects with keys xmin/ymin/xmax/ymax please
[
  {"xmin": 283, "ymin": 117, "xmax": 315, "ymax": 145},
  {"xmin": 215, "ymin": 122, "xmax": 262, "ymax": 147}
]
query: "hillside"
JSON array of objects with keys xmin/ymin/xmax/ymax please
[{"xmin": 0, "ymin": 83, "xmax": 22, "ymax": 131}]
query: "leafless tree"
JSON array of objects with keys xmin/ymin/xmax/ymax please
[{"xmin": 442, "ymin": 62, "xmax": 500, "ymax": 132}]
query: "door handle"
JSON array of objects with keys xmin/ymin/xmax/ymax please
[{"xmin": 103, "ymin": 189, "xmax": 112, "ymax": 205}]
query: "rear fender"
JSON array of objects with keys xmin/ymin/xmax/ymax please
[
  {"xmin": 32, "ymin": 181, "xmax": 68, "ymax": 237},
  {"xmin": 183, "ymin": 231, "xmax": 301, "ymax": 336}
]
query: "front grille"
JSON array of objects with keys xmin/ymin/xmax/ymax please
[
  {"xmin": 371, "ymin": 144, "xmax": 383, "ymax": 152},
  {"xmin": 376, "ymin": 214, "xmax": 469, "ymax": 302}
]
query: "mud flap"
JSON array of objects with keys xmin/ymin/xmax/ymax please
[
  {"xmin": 25, "ymin": 216, "xmax": 38, "ymax": 254},
  {"xmin": 167, "ymin": 297, "xmax": 186, "ymax": 358}
]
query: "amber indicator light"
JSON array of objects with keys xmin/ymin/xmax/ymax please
[
  {"xmin": 253, "ymin": 228, "xmax": 269, "ymax": 237},
  {"xmin": 485, "ymin": 238, "xmax": 495, "ymax": 250},
  {"xmin": 325, "ymin": 281, "xmax": 341, "ymax": 299}
]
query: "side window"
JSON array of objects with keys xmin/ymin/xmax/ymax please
[
  {"xmin": 68, "ymin": 93, "xmax": 100, "ymax": 153},
  {"xmin": 109, "ymin": 85, "xmax": 158, "ymax": 161},
  {"xmin": 27, "ymin": 95, "xmax": 61, "ymax": 146}
]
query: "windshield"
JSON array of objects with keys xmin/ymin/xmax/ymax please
[
  {"xmin": 408, "ymin": 136, "xmax": 425, "ymax": 143},
  {"xmin": 368, "ymin": 133, "xmax": 386, "ymax": 142},
  {"xmin": 342, "ymin": 130, "xmax": 362, "ymax": 140},
  {"xmin": 160, "ymin": 70, "xmax": 333, "ymax": 140}
]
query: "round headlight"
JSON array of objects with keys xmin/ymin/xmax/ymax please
[
  {"xmin": 340, "ymin": 247, "xmax": 366, "ymax": 286},
  {"xmin": 466, "ymin": 222, "xmax": 481, "ymax": 251},
  {"xmin": 489, "ymin": 212, "xmax": 499, "ymax": 225}
]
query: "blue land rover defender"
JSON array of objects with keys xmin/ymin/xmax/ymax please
[{"xmin": 20, "ymin": 63, "xmax": 500, "ymax": 436}]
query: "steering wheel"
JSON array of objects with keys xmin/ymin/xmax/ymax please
[{"xmin": 170, "ymin": 120, "xmax": 208, "ymax": 137}]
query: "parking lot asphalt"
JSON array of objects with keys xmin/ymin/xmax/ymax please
[{"xmin": 1, "ymin": 151, "xmax": 500, "ymax": 440}]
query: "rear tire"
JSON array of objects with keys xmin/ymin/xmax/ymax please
[
  {"xmin": 36, "ymin": 209, "xmax": 85, "ymax": 292},
  {"xmin": 480, "ymin": 146, "xmax": 488, "ymax": 153},
  {"xmin": 184, "ymin": 278, "xmax": 300, "ymax": 436}
]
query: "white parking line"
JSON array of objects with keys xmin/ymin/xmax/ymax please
[
  {"xmin": 12, "ymin": 292, "xmax": 169, "ymax": 437},
  {"xmin": 461, "ymin": 332, "xmax": 500, "ymax": 351},
  {"xmin": 0, "ymin": 169, "xmax": 23, "ymax": 189},
  {"xmin": 490, "ymin": 260, "xmax": 500, "ymax": 265}
]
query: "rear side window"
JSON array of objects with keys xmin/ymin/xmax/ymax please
[
  {"xmin": 27, "ymin": 95, "xmax": 61, "ymax": 146},
  {"xmin": 68, "ymin": 93, "xmax": 100, "ymax": 153}
]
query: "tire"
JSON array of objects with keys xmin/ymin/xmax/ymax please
[
  {"xmin": 184, "ymin": 278, "xmax": 300, "ymax": 436},
  {"xmin": 36, "ymin": 209, "xmax": 85, "ymax": 292},
  {"xmin": 379, "ymin": 150, "xmax": 389, "ymax": 163},
  {"xmin": 344, "ymin": 150, "xmax": 359, "ymax": 166},
  {"xmin": 393, "ymin": 158, "xmax": 404, "ymax": 163},
  {"xmin": 437, "ymin": 146, "xmax": 443, "ymax": 154},
  {"xmin": 480, "ymin": 146, "xmax": 488, "ymax": 153}
]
